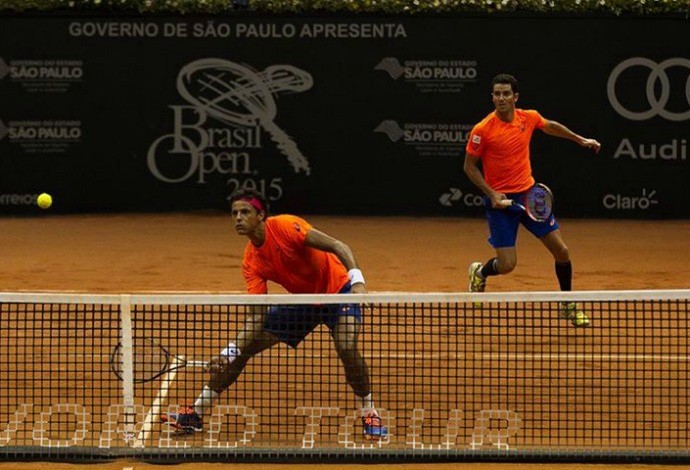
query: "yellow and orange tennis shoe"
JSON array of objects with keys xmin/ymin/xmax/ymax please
[{"xmin": 559, "ymin": 302, "xmax": 590, "ymax": 327}]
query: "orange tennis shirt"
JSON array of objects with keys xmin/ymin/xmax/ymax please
[
  {"xmin": 241, "ymin": 214, "xmax": 349, "ymax": 294},
  {"xmin": 465, "ymin": 109, "xmax": 546, "ymax": 193}
]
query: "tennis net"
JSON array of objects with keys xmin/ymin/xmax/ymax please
[{"xmin": 1, "ymin": 290, "xmax": 689, "ymax": 463}]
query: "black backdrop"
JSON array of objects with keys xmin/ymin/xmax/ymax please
[{"xmin": 1, "ymin": 15, "xmax": 688, "ymax": 218}]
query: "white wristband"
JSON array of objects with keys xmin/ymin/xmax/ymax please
[
  {"xmin": 348, "ymin": 268, "xmax": 365, "ymax": 285},
  {"xmin": 220, "ymin": 342, "xmax": 240, "ymax": 360}
]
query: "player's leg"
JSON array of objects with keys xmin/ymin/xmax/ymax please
[
  {"xmin": 162, "ymin": 312, "xmax": 279, "ymax": 434},
  {"xmin": 469, "ymin": 205, "xmax": 520, "ymax": 293},
  {"xmin": 539, "ymin": 228, "xmax": 571, "ymax": 282},
  {"xmin": 523, "ymin": 212, "xmax": 569, "ymax": 283},
  {"xmin": 199, "ymin": 312, "xmax": 279, "ymax": 414},
  {"xmin": 210, "ymin": 320, "xmax": 280, "ymax": 391},
  {"xmin": 331, "ymin": 307, "xmax": 388, "ymax": 441},
  {"xmin": 332, "ymin": 315, "xmax": 370, "ymax": 401},
  {"xmin": 194, "ymin": 305, "xmax": 322, "ymax": 429},
  {"xmin": 537, "ymin": 227, "xmax": 590, "ymax": 327}
]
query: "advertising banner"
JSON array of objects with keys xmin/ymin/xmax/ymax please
[{"xmin": 0, "ymin": 16, "xmax": 688, "ymax": 217}]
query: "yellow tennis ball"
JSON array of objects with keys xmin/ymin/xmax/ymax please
[{"xmin": 37, "ymin": 193, "xmax": 52, "ymax": 209}]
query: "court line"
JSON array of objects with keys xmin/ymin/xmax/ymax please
[{"xmin": 369, "ymin": 352, "xmax": 690, "ymax": 361}]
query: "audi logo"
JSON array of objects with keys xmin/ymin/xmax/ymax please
[{"xmin": 607, "ymin": 57, "xmax": 690, "ymax": 121}]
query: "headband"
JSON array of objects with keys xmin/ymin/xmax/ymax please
[{"xmin": 239, "ymin": 196, "xmax": 264, "ymax": 213}]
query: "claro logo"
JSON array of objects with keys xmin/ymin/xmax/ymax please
[
  {"xmin": 439, "ymin": 188, "xmax": 484, "ymax": 207},
  {"xmin": 603, "ymin": 188, "xmax": 659, "ymax": 210},
  {"xmin": 607, "ymin": 57, "xmax": 690, "ymax": 121}
]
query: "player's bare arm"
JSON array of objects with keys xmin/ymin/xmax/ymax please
[
  {"xmin": 305, "ymin": 229, "xmax": 367, "ymax": 293},
  {"xmin": 207, "ymin": 304, "xmax": 266, "ymax": 374},
  {"xmin": 542, "ymin": 120, "xmax": 601, "ymax": 153},
  {"xmin": 463, "ymin": 152, "xmax": 506, "ymax": 208}
]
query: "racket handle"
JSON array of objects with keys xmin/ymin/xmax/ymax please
[{"xmin": 498, "ymin": 199, "xmax": 514, "ymax": 207}]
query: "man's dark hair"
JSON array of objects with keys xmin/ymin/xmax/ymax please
[
  {"xmin": 228, "ymin": 188, "xmax": 270, "ymax": 215},
  {"xmin": 491, "ymin": 73, "xmax": 518, "ymax": 93}
]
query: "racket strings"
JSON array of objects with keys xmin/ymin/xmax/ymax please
[
  {"xmin": 525, "ymin": 187, "xmax": 554, "ymax": 220},
  {"xmin": 112, "ymin": 339, "xmax": 171, "ymax": 383},
  {"xmin": 132, "ymin": 341, "xmax": 170, "ymax": 382}
]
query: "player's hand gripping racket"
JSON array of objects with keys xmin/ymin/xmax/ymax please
[
  {"xmin": 110, "ymin": 337, "xmax": 207, "ymax": 383},
  {"xmin": 499, "ymin": 183, "xmax": 555, "ymax": 222}
]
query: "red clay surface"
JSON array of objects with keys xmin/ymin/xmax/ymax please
[
  {"xmin": 1, "ymin": 213, "xmax": 689, "ymax": 470},
  {"xmin": 1, "ymin": 213, "xmax": 688, "ymax": 293}
]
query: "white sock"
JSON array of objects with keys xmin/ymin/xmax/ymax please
[
  {"xmin": 361, "ymin": 394, "xmax": 375, "ymax": 416},
  {"xmin": 193, "ymin": 343, "xmax": 239, "ymax": 417},
  {"xmin": 194, "ymin": 386, "xmax": 219, "ymax": 417}
]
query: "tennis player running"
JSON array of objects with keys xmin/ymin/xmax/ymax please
[
  {"xmin": 162, "ymin": 188, "xmax": 388, "ymax": 440},
  {"xmin": 463, "ymin": 73, "xmax": 601, "ymax": 327}
]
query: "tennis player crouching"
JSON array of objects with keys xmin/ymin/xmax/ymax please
[
  {"xmin": 463, "ymin": 73, "xmax": 601, "ymax": 327},
  {"xmin": 162, "ymin": 188, "xmax": 388, "ymax": 440}
]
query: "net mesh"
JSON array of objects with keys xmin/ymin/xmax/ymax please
[{"xmin": 1, "ymin": 291, "xmax": 689, "ymax": 461}]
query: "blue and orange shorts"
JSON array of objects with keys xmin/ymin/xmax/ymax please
[
  {"xmin": 484, "ymin": 193, "xmax": 559, "ymax": 248},
  {"xmin": 263, "ymin": 282, "xmax": 361, "ymax": 348}
]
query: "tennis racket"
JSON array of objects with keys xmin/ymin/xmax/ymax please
[
  {"xmin": 110, "ymin": 337, "xmax": 207, "ymax": 383},
  {"xmin": 499, "ymin": 183, "xmax": 555, "ymax": 222}
]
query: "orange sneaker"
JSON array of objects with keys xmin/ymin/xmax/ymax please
[{"xmin": 161, "ymin": 406, "xmax": 203, "ymax": 434}]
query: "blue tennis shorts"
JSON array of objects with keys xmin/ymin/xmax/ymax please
[
  {"xmin": 485, "ymin": 194, "xmax": 559, "ymax": 248},
  {"xmin": 263, "ymin": 282, "xmax": 362, "ymax": 348}
]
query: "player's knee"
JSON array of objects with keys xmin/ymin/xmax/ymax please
[
  {"xmin": 554, "ymin": 245, "xmax": 570, "ymax": 262},
  {"xmin": 499, "ymin": 259, "xmax": 517, "ymax": 274}
]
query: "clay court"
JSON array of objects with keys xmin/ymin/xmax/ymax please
[
  {"xmin": 2, "ymin": 214, "xmax": 688, "ymax": 293},
  {"xmin": 1, "ymin": 213, "xmax": 689, "ymax": 470}
]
